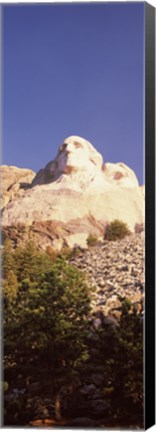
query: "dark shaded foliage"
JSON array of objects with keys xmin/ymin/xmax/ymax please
[
  {"xmin": 105, "ymin": 219, "xmax": 131, "ymax": 241},
  {"xmin": 2, "ymin": 242, "xmax": 143, "ymax": 427}
]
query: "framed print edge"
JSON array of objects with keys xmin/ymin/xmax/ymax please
[{"xmin": 145, "ymin": 2, "xmax": 155, "ymax": 429}]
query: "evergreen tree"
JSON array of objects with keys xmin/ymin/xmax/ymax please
[{"xmin": 4, "ymin": 253, "xmax": 91, "ymax": 420}]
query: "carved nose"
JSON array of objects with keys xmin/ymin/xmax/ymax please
[
  {"xmin": 65, "ymin": 144, "xmax": 73, "ymax": 155},
  {"xmin": 65, "ymin": 149, "xmax": 70, "ymax": 155}
]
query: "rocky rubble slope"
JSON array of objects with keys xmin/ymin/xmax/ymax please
[{"xmin": 69, "ymin": 233, "xmax": 144, "ymax": 320}]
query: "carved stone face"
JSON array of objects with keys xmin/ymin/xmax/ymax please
[
  {"xmin": 103, "ymin": 162, "xmax": 139, "ymax": 187},
  {"xmin": 57, "ymin": 136, "xmax": 103, "ymax": 174}
]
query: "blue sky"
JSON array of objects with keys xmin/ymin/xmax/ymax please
[{"xmin": 3, "ymin": 3, "xmax": 144, "ymax": 184}]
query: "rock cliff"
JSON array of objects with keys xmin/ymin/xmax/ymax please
[{"xmin": 2, "ymin": 136, "xmax": 144, "ymax": 249}]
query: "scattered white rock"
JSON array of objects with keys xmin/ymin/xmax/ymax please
[{"xmin": 69, "ymin": 233, "xmax": 144, "ymax": 317}]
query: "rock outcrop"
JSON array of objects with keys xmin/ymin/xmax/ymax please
[
  {"xmin": 2, "ymin": 136, "xmax": 144, "ymax": 249},
  {"xmin": 0, "ymin": 165, "xmax": 35, "ymax": 209}
]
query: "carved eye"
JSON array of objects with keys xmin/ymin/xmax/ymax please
[
  {"xmin": 74, "ymin": 142, "xmax": 82, "ymax": 148},
  {"xmin": 114, "ymin": 171, "xmax": 124, "ymax": 180}
]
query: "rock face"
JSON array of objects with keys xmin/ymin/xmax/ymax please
[
  {"xmin": 0, "ymin": 165, "xmax": 35, "ymax": 209},
  {"xmin": 31, "ymin": 136, "xmax": 103, "ymax": 188},
  {"xmin": 31, "ymin": 135, "xmax": 140, "ymax": 191},
  {"xmin": 2, "ymin": 136, "xmax": 144, "ymax": 249}
]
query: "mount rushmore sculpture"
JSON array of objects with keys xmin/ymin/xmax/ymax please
[{"xmin": 2, "ymin": 136, "xmax": 144, "ymax": 250}]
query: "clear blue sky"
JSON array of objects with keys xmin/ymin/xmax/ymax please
[{"xmin": 3, "ymin": 3, "xmax": 144, "ymax": 184}]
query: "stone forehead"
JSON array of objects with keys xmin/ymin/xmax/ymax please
[
  {"xmin": 63, "ymin": 136, "xmax": 103, "ymax": 166},
  {"xmin": 64, "ymin": 135, "xmax": 95, "ymax": 150}
]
